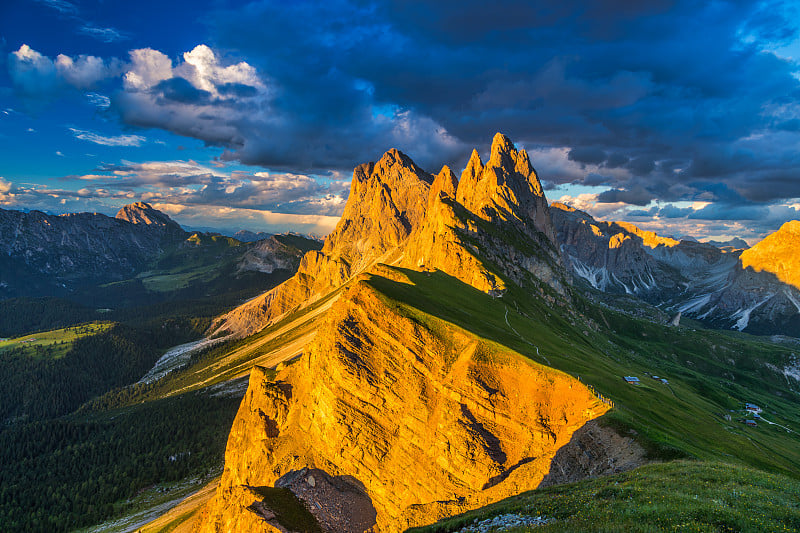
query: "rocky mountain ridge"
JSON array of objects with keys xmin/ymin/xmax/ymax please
[
  {"xmin": 0, "ymin": 203, "xmax": 317, "ymax": 304},
  {"xmin": 212, "ymin": 133, "xmax": 567, "ymax": 338},
  {"xmin": 0, "ymin": 203, "xmax": 187, "ymax": 296},
  {"xmin": 194, "ymin": 134, "xmax": 621, "ymax": 532},
  {"xmin": 551, "ymin": 203, "xmax": 800, "ymax": 335}
]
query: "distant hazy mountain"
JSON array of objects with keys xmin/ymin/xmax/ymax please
[
  {"xmin": 232, "ymin": 230, "xmax": 273, "ymax": 242},
  {"xmin": 0, "ymin": 202, "xmax": 186, "ymax": 296},
  {"xmin": 0, "ymin": 202, "xmax": 320, "ymax": 305},
  {"xmin": 707, "ymin": 237, "xmax": 750, "ymax": 249},
  {"xmin": 551, "ymin": 203, "xmax": 800, "ymax": 335}
]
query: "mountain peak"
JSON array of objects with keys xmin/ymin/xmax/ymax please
[
  {"xmin": 488, "ymin": 132, "xmax": 515, "ymax": 167},
  {"xmin": 115, "ymin": 202, "xmax": 185, "ymax": 240},
  {"xmin": 740, "ymin": 219, "xmax": 800, "ymax": 290}
]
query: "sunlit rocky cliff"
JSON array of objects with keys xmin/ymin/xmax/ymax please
[{"xmin": 194, "ymin": 134, "xmax": 608, "ymax": 532}]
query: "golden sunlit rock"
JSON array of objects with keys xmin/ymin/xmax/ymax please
[
  {"xmin": 195, "ymin": 283, "xmax": 608, "ymax": 532},
  {"xmin": 194, "ymin": 134, "xmax": 611, "ymax": 532},
  {"xmin": 740, "ymin": 220, "xmax": 800, "ymax": 290}
]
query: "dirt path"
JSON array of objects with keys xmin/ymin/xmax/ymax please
[{"xmin": 504, "ymin": 306, "xmax": 551, "ymax": 365}]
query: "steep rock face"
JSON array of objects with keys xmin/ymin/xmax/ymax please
[
  {"xmin": 115, "ymin": 201, "xmax": 184, "ymax": 236},
  {"xmin": 456, "ymin": 134, "xmax": 554, "ymax": 246},
  {"xmin": 236, "ymin": 236, "xmax": 317, "ymax": 275},
  {"xmin": 196, "ymin": 282, "xmax": 608, "ymax": 532},
  {"xmin": 740, "ymin": 220, "xmax": 800, "ymax": 291},
  {"xmin": 552, "ymin": 202, "xmax": 682, "ymax": 297},
  {"xmin": 552, "ymin": 204, "xmax": 800, "ymax": 336},
  {"xmin": 0, "ymin": 203, "xmax": 187, "ymax": 296},
  {"xmin": 213, "ymin": 134, "xmax": 569, "ymax": 337},
  {"xmin": 211, "ymin": 150, "xmax": 433, "ymax": 337},
  {"xmin": 405, "ymin": 134, "xmax": 567, "ymax": 295}
]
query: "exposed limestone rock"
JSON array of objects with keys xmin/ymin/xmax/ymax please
[
  {"xmin": 740, "ymin": 220, "xmax": 800, "ymax": 291},
  {"xmin": 404, "ymin": 134, "xmax": 567, "ymax": 296},
  {"xmin": 213, "ymin": 133, "xmax": 567, "ymax": 338},
  {"xmin": 456, "ymin": 133, "xmax": 556, "ymax": 246},
  {"xmin": 236, "ymin": 236, "xmax": 309, "ymax": 275},
  {"xmin": 196, "ymin": 282, "xmax": 608, "ymax": 532},
  {"xmin": 210, "ymin": 150, "xmax": 433, "ymax": 337},
  {"xmin": 115, "ymin": 201, "xmax": 183, "ymax": 235},
  {"xmin": 403, "ymin": 165, "xmax": 505, "ymax": 293},
  {"xmin": 552, "ymin": 203, "xmax": 800, "ymax": 335},
  {"xmin": 538, "ymin": 420, "xmax": 647, "ymax": 487}
]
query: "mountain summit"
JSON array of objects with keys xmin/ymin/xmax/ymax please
[
  {"xmin": 740, "ymin": 220, "xmax": 800, "ymax": 291},
  {"xmin": 0, "ymin": 202, "xmax": 188, "ymax": 297},
  {"xmin": 115, "ymin": 201, "xmax": 180, "ymax": 229},
  {"xmin": 212, "ymin": 133, "xmax": 566, "ymax": 337}
]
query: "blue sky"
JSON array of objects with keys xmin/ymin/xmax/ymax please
[{"xmin": 1, "ymin": 0, "xmax": 800, "ymax": 240}]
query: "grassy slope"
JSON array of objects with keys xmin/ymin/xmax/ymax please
[
  {"xmin": 410, "ymin": 461, "xmax": 800, "ymax": 532},
  {"xmin": 0, "ymin": 323, "xmax": 112, "ymax": 359},
  {"xmin": 366, "ymin": 268, "xmax": 800, "ymax": 476}
]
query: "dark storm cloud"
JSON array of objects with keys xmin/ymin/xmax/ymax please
[
  {"xmin": 12, "ymin": 1, "xmax": 789, "ymax": 206},
  {"xmin": 582, "ymin": 173, "xmax": 613, "ymax": 186},
  {"xmin": 176, "ymin": 0, "xmax": 800, "ymax": 203},
  {"xmin": 153, "ymin": 77, "xmax": 212, "ymax": 105},
  {"xmin": 569, "ymin": 147, "xmax": 607, "ymax": 166},
  {"xmin": 597, "ymin": 185, "xmax": 654, "ymax": 206}
]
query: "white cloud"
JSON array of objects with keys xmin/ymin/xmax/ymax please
[
  {"xmin": 9, "ymin": 45, "xmax": 57, "ymax": 97},
  {"xmin": 0, "ymin": 178, "xmax": 16, "ymax": 206},
  {"xmin": 86, "ymin": 92, "xmax": 111, "ymax": 108},
  {"xmin": 175, "ymin": 44, "xmax": 265, "ymax": 98},
  {"xmin": 55, "ymin": 54, "xmax": 117, "ymax": 88},
  {"xmin": 34, "ymin": 0, "xmax": 78, "ymax": 15},
  {"xmin": 123, "ymin": 48, "xmax": 173, "ymax": 90},
  {"xmin": 151, "ymin": 202, "xmax": 340, "ymax": 236},
  {"xmin": 69, "ymin": 128, "xmax": 146, "ymax": 147},
  {"xmin": 78, "ymin": 24, "xmax": 127, "ymax": 43},
  {"xmin": 8, "ymin": 45, "xmax": 117, "ymax": 98}
]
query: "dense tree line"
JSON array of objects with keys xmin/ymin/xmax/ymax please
[
  {"xmin": 0, "ymin": 318, "xmax": 207, "ymax": 423},
  {"xmin": 0, "ymin": 390, "xmax": 240, "ymax": 532},
  {"xmin": 0, "ymin": 299, "xmax": 96, "ymax": 338}
]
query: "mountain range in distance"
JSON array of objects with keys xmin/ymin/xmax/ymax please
[
  {"xmin": 0, "ymin": 201, "xmax": 322, "ymax": 307},
  {"xmin": 3, "ymin": 174, "xmax": 796, "ymax": 337}
]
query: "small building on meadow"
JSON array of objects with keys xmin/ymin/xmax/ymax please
[
  {"xmin": 624, "ymin": 376, "xmax": 640, "ymax": 385},
  {"xmin": 745, "ymin": 419, "xmax": 758, "ymax": 427},
  {"xmin": 745, "ymin": 403, "xmax": 762, "ymax": 414}
]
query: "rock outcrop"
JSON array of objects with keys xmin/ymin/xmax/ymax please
[
  {"xmin": 195, "ymin": 282, "xmax": 608, "ymax": 532},
  {"xmin": 210, "ymin": 150, "xmax": 434, "ymax": 337},
  {"xmin": 404, "ymin": 134, "xmax": 566, "ymax": 296},
  {"xmin": 740, "ymin": 220, "xmax": 800, "ymax": 291}
]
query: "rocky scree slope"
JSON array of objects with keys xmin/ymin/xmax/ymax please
[{"xmin": 551, "ymin": 203, "xmax": 800, "ymax": 336}]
